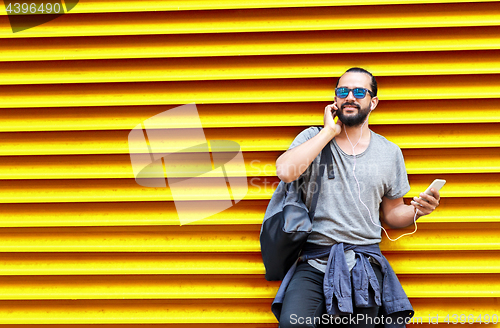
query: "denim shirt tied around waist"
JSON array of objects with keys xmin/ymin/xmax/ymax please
[{"xmin": 271, "ymin": 243, "xmax": 414, "ymax": 328}]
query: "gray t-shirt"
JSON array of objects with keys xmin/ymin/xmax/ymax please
[{"xmin": 288, "ymin": 127, "xmax": 410, "ymax": 272}]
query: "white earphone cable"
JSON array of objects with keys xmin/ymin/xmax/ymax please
[{"xmin": 344, "ymin": 118, "xmax": 418, "ymax": 242}]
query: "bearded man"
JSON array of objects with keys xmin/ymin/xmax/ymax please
[{"xmin": 273, "ymin": 67, "xmax": 440, "ymax": 328}]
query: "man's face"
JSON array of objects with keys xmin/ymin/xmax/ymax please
[{"xmin": 335, "ymin": 72, "xmax": 378, "ymax": 127}]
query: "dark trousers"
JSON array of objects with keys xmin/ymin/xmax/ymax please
[{"xmin": 279, "ymin": 261, "xmax": 384, "ymax": 328}]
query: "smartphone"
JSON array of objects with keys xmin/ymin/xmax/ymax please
[{"xmin": 423, "ymin": 179, "xmax": 446, "ymax": 197}]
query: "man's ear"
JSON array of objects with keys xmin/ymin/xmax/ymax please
[{"xmin": 370, "ymin": 97, "xmax": 379, "ymax": 111}]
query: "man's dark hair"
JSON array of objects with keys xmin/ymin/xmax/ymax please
[{"xmin": 336, "ymin": 67, "xmax": 378, "ymax": 97}]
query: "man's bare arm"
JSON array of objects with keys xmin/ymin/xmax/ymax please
[
  {"xmin": 276, "ymin": 104, "xmax": 342, "ymax": 182},
  {"xmin": 276, "ymin": 128, "xmax": 336, "ymax": 182},
  {"xmin": 381, "ymin": 189, "xmax": 440, "ymax": 228}
]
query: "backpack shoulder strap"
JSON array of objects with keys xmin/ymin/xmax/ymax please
[{"xmin": 308, "ymin": 127, "xmax": 334, "ymax": 218}]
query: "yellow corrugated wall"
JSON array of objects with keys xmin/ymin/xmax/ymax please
[{"xmin": 0, "ymin": 0, "xmax": 499, "ymax": 326}]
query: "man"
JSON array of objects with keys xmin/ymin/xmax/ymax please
[{"xmin": 274, "ymin": 67, "xmax": 440, "ymax": 327}]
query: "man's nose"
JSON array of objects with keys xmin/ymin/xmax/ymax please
[{"xmin": 345, "ymin": 90, "xmax": 357, "ymax": 101}]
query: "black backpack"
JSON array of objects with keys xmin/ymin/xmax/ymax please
[{"xmin": 260, "ymin": 140, "xmax": 333, "ymax": 281}]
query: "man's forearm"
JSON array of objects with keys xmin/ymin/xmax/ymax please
[
  {"xmin": 276, "ymin": 128, "xmax": 336, "ymax": 182},
  {"xmin": 383, "ymin": 203, "xmax": 420, "ymax": 229}
]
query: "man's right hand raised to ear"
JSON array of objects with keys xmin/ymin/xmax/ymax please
[
  {"xmin": 324, "ymin": 102, "xmax": 343, "ymax": 138},
  {"xmin": 276, "ymin": 103, "xmax": 342, "ymax": 183}
]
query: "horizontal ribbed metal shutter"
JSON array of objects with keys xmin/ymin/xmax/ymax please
[{"xmin": 0, "ymin": 0, "xmax": 499, "ymax": 325}]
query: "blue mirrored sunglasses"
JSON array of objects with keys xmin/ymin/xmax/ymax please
[{"xmin": 335, "ymin": 87, "xmax": 374, "ymax": 99}]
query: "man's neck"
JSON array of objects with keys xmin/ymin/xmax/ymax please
[{"xmin": 334, "ymin": 122, "xmax": 371, "ymax": 155}]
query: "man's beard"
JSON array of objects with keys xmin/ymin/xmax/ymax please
[{"xmin": 337, "ymin": 102, "xmax": 371, "ymax": 127}]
